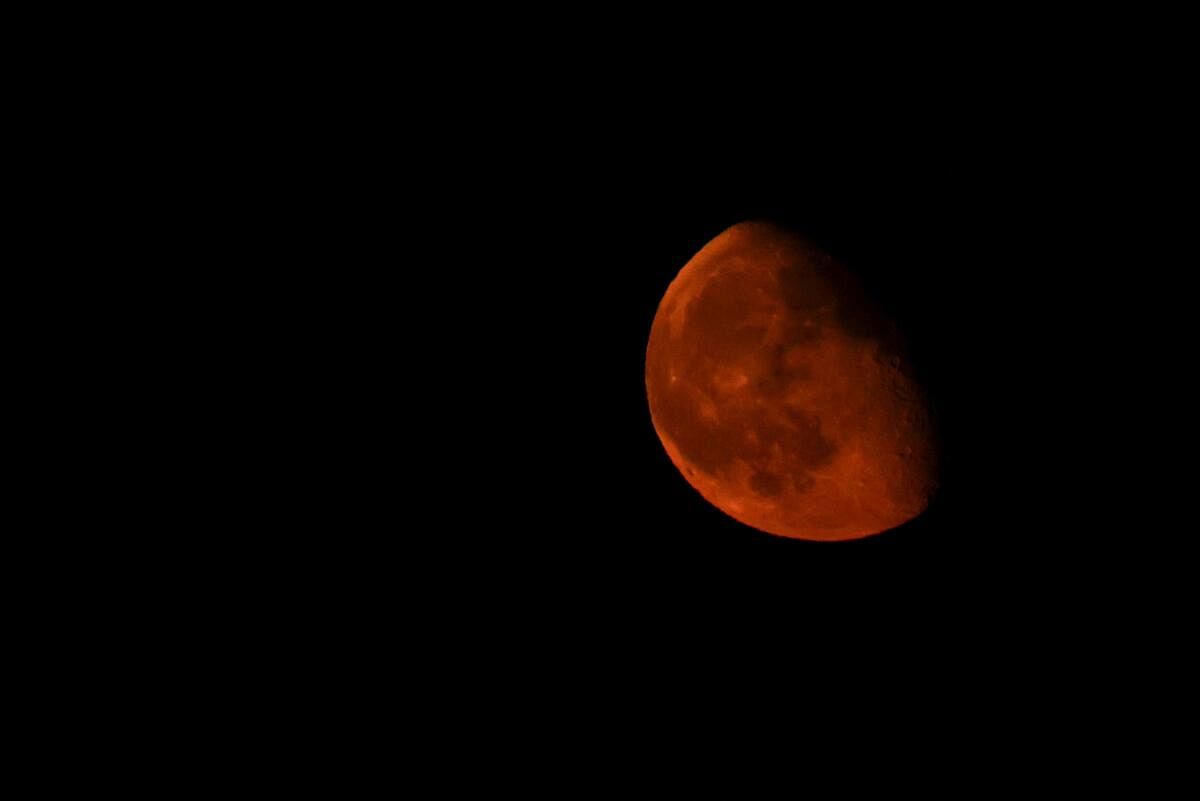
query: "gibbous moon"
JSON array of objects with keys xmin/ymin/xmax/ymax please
[{"xmin": 645, "ymin": 222, "xmax": 938, "ymax": 541}]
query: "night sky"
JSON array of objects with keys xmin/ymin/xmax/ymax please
[{"xmin": 67, "ymin": 19, "xmax": 1188, "ymax": 769}]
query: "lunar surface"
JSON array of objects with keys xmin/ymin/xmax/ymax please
[{"xmin": 645, "ymin": 222, "xmax": 938, "ymax": 541}]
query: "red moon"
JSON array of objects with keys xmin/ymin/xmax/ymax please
[{"xmin": 645, "ymin": 222, "xmax": 938, "ymax": 541}]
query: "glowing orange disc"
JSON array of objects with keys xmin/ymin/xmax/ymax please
[{"xmin": 645, "ymin": 222, "xmax": 938, "ymax": 541}]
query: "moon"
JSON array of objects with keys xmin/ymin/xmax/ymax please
[{"xmin": 645, "ymin": 222, "xmax": 938, "ymax": 541}]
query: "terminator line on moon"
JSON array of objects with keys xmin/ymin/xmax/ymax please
[{"xmin": 645, "ymin": 222, "xmax": 939, "ymax": 541}]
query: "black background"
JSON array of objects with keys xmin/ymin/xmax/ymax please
[{"xmin": 25, "ymin": 14, "xmax": 1193, "ymax": 777}]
